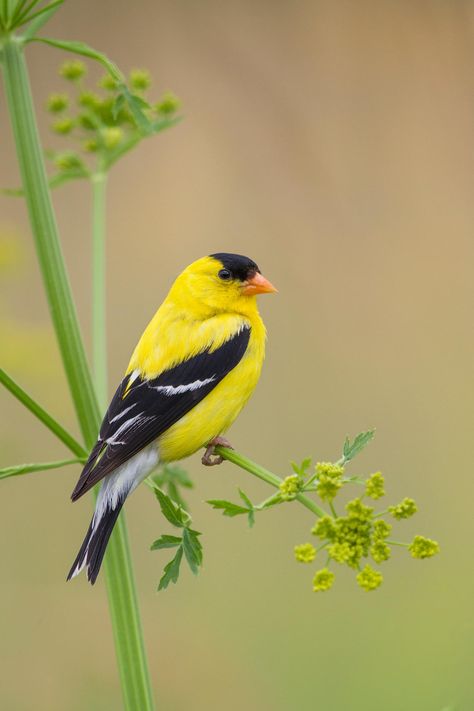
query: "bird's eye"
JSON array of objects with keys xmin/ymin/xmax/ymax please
[{"xmin": 218, "ymin": 269, "xmax": 232, "ymax": 281}]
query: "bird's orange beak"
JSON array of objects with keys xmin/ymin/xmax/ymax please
[{"xmin": 242, "ymin": 272, "xmax": 278, "ymax": 296}]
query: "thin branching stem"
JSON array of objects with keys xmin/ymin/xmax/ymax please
[
  {"xmin": 91, "ymin": 169, "xmax": 108, "ymax": 411},
  {"xmin": 215, "ymin": 446, "xmax": 326, "ymax": 518},
  {"xmin": 0, "ymin": 368, "xmax": 87, "ymax": 458}
]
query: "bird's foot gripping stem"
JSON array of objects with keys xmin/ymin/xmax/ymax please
[{"xmin": 201, "ymin": 436, "xmax": 234, "ymax": 466}]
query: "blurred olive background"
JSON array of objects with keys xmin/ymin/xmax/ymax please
[{"xmin": 1, "ymin": 1, "xmax": 473, "ymax": 709}]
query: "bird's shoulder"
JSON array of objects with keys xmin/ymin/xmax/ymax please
[{"xmin": 128, "ymin": 306, "xmax": 260, "ymax": 379}]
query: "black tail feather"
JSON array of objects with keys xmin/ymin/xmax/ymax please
[
  {"xmin": 67, "ymin": 500, "xmax": 125, "ymax": 585},
  {"xmin": 87, "ymin": 503, "xmax": 123, "ymax": 584}
]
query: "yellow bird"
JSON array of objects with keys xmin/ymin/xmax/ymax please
[{"xmin": 68, "ymin": 253, "xmax": 276, "ymax": 583}]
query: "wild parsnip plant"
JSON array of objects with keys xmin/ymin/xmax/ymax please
[
  {"xmin": 0, "ymin": 2, "xmax": 439, "ymax": 709},
  {"xmin": 151, "ymin": 432, "xmax": 439, "ymax": 593}
]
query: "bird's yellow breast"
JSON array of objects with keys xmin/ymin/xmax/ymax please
[
  {"xmin": 158, "ymin": 324, "xmax": 264, "ymax": 461},
  {"xmin": 127, "ymin": 304, "xmax": 266, "ymax": 462}
]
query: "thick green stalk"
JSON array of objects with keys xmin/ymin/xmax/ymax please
[
  {"xmin": 1, "ymin": 34, "xmax": 99, "ymax": 445},
  {"xmin": 1, "ymin": 35, "xmax": 155, "ymax": 711},
  {"xmin": 91, "ymin": 170, "xmax": 108, "ymax": 410},
  {"xmin": 215, "ymin": 446, "xmax": 326, "ymax": 517}
]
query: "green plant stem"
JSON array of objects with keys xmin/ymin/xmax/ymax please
[
  {"xmin": 89, "ymin": 164, "xmax": 154, "ymax": 711},
  {"xmin": 0, "ymin": 458, "xmax": 83, "ymax": 480},
  {"xmin": 215, "ymin": 446, "xmax": 326, "ymax": 518},
  {"xmin": 1, "ymin": 35, "xmax": 100, "ymax": 445},
  {"xmin": 0, "ymin": 368, "xmax": 88, "ymax": 457},
  {"xmin": 91, "ymin": 169, "xmax": 108, "ymax": 410},
  {"xmin": 1, "ymin": 35, "xmax": 154, "ymax": 711}
]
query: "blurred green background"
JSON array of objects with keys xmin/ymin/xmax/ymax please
[{"xmin": 1, "ymin": 1, "xmax": 473, "ymax": 709}]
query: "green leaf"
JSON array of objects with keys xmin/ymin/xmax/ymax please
[
  {"xmin": 0, "ymin": 457, "xmax": 82, "ymax": 480},
  {"xmin": 260, "ymin": 494, "xmax": 282, "ymax": 509},
  {"xmin": 150, "ymin": 116, "xmax": 182, "ymax": 134},
  {"xmin": 238, "ymin": 489, "xmax": 255, "ymax": 527},
  {"xmin": 154, "ymin": 486, "xmax": 186, "ymax": 528},
  {"xmin": 2, "ymin": 186, "xmax": 25, "ymax": 196},
  {"xmin": 291, "ymin": 457, "xmax": 312, "ymax": 476},
  {"xmin": 2, "ymin": 166, "xmax": 88, "ymax": 197},
  {"xmin": 343, "ymin": 430, "xmax": 376, "ymax": 462},
  {"xmin": 168, "ymin": 464, "xmax": 193, "ymax": 488},
  {"xmin": 120, "ymin": 87, "xmax": 153, "ymax": 134},
  {"xmin": 19, "ymin": 0, "xmax": 64, "ymax": 39},
  {"xmin": 111, "ymin": 92, "xmax": 125, "ymax": 121},
  {"xmin": 48, "ymin": 168, "xmax": 89, "ymax": 188},
  {"xmin": 158, "ymin": 546, "xmax": 183, "ymax": 591},
  {"xmin": 238, "ymin": 488, "xmax": 252, "ymax": 509},
  {"xmin": 150, "ymin": 534, "xmax": 182, "ymax": 551},
  {"xmin": 29, "ymin": 37, "xmax": 124, "ymax": 82},
  {"xmin": 207, "ymin": 499, "xmax": 249, "ymax": 518},
  {"xmin": 182, "ymin": 528, "xmax": 203, "ymax": 575},
  {"xmin": 149, "ymin": 463, "xmax": 194, "ymax": 511}
]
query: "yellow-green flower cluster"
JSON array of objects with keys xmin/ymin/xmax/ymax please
[
  {"xmin": 373, "ymin": 519, "xmax": 391, "ymax": 540},
  {"xmin": 285, "ymin": 433, "xmax": 439, "ymax": 594},
  {"xmin": 365, "ymin": 471, "xmax": 385, "ymax": 499},
  {"xmin": 408, "ymin": 536, "xmax": 440, "ymax": 559},
  {"xmin": 356, "ymin": 564, "xmax": 383, "ymax": 591},
  {"xmin": 315, "ymin": 461, "xmax": 344, "ymax": 501},
  {"xmin": 328, "ymin": 498, "xmax": 373, "ymax": 568},
  {"xmin": 279, "ymin": 474, "xmax": 301, "ymax": 501},
  {"xmin": 45, "ymin": 61, "xmax": 181, "ymax": 174},
  {"xmin": 294, "ymin": 543, "xmax": 316, "ymax": 563},
  {"xmin": 312, "ymin": 568, "xmax": 335, "ymax": 592},
  {"xmin": 370, "ymin": 540, "xmax": 391, "ymax": 563},
  {"xmin": 389, "ymin": 497, "xmax": 417, "ymax": 520}
]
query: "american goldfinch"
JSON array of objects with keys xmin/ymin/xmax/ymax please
[{"xmin": 68, "ymin": 253, "xmax": 276, "ymax": 583}]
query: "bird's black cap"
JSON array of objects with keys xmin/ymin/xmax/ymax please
[{"xmin": 210, "ymin": 253, "xmax": 260, "ymax": 281}]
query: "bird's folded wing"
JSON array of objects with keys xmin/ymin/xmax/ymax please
[{"xmin": 71, "ymin": 325, "xmax": 251, "ymax": 500}]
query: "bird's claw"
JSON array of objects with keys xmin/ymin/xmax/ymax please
[{"xmin": 201, "ymin": 436, "xmax": 234, "ymax": 466}]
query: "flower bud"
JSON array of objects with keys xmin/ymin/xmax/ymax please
[
  {"xmin": 60, "ymin": 60, "xmax": 86, "ymax": 81},
  {"xmin": 279, "ymin": 474, "xmax": 300, "ymax": 501},
  {"xmin": 83, "ymin": 139, "xmax": 98, "ymax": 153},
  {"xmin": 47, "ymin": 93, "xmax": 69, "ymax": 113},
  {"xmin": 99, "ymin": 73, "xmax": 118, "ymax": 91},
  {"xmin": 155, "ymin": 91, "xmax": 180, "ymax": 115},
  {"xmin": 294, "ymin": 543, "xmax": 316, "ymax": 563},
  {"xmin": 312, "ymin": 568, "xmax": 335, "ymax": 592},
  {"xmin": 54, "ymin": 152, "xmax": 83, "ymax": 171},
  {"xmin": 389, "ymin": 498, "xmax": 417, "ymax": 520},
  {"xmin": 408, "ymin": 536, "xmax": 440, "ymax": 559},
  {"xmin": 78, "ymin": 91, "xmax": 101, "ymax": 111},
  {"xmin": 365, "ymin": 471, "xmax": 385, "ymax": 499},
  {"xmin": 356, "ymin": 564, "xmax": 383, "ymax": 591},
  {"xmin": 129, "ymin": 69, "xmax": 151, "ymax": 91},
  {"xmin": 102, "ymin": 127, "xmax": 123, "ymax": 149},
  {"xmin": 52, "ymin": 117, "xmax": 74, "ymax": 135},
  {"xmin": 370, "ymin": 540, "xmax": 391, "ymax": 563}
]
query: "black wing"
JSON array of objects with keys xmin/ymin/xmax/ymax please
[{"xmin": 71, "ymin": 326, "xmax": 251, "ymax": 500}]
